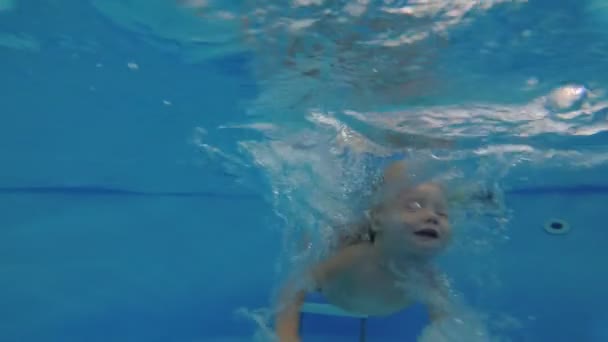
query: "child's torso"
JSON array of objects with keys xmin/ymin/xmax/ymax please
[{"xmin": 319, "ymin": 246, "xmax": 426, "ymax": 316}]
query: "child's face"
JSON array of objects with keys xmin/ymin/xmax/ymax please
[{"xmin": 376, "ymin": 183, "xmax": 452, "ymax": 257}]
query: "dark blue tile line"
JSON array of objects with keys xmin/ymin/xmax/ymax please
[
  {"xmin": 0, "ymin": 184, "xmax": 607, "ymax": 200},
  {"xmin": 0, "ymin": 186, "xmax": 260, "ymax": 200},
  {"xmin": 507, "ymin": 185, "xmax": 608, "ymax": 195}
]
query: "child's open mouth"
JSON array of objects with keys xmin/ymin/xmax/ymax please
[{"xmin": 414, "ymin": 228, "xmax": 439, "ymax": 239}]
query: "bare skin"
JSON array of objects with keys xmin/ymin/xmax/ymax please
[{"xmin": 275, "ymin": 161, "xmax": 454, "ymax": 341}]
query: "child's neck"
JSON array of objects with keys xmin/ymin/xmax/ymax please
[{"xmin": 373, "ymin": 244, "xmax": 433, "ymax": 274}]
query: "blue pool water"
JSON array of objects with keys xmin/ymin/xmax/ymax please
[{"xmin": 1, "ymin": 0, "xmax": 608, "ymax": 341}]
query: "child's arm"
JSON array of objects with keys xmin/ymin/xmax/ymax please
[
  {"xmin": 275, "ymin": 285, "xmax": 306, "ymax": 342},
  {"xmin": 275, "ymin": 245, "xmax": 366, "ymax": 341}
]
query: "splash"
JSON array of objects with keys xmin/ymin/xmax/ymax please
[{"xmin": 235, "ymin": 307, "xmax": 276, "ymax": 342}]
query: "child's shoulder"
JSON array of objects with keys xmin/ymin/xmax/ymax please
[
  {"xmin": 315, "ymin": 243, "xmax": 374, "ymax": 277},
  {"xmin": 329, "ymin": 242, "xmax": 375, "ymax": 262}
]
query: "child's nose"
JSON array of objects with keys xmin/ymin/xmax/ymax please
[
  {"xmin": 425, "ymin": 216, "xmax": 439, "ymax": 225},
  {"xmin": 424, "ymin": 211, "xmax": 439, "ymax": 225}
]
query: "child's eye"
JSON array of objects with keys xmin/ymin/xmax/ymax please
[
  {"xmin": 406, "ymin": 201, "xmax": 422, "ymax": 211},
  {"xmin": 438, "ymin": 212, "xmax": 448, "ymax": 218}
]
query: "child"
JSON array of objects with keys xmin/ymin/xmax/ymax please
[{"xmin": 274, "ymin": 161, "xmax": 488, "ymax": 341}]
